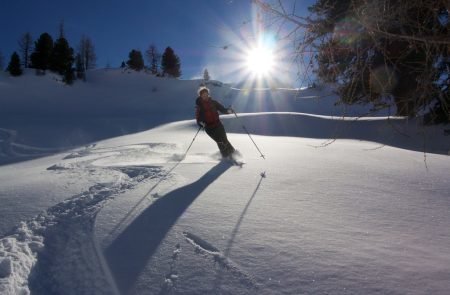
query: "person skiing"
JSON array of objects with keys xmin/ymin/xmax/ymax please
[{"xmin": 195, "ymin": 86, "xmax": 236, "ymax": 158}]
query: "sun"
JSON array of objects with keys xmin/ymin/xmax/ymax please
[{"xmin": 245, "ymin": 46, "xmax": 275, "ymax": 76}]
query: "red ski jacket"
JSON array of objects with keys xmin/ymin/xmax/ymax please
[{"xmin": 195, "ymin": 96, "xmax": 228, "ymax": 129}]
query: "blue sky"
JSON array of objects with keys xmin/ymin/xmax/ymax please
[{"xmin": 0, "ymin": 0, "xmax": 311, "ymax": 84}]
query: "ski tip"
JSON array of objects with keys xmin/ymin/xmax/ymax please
[{"xmin": 233, "ymin": 160, "xmax": 245, "ymax": 167}]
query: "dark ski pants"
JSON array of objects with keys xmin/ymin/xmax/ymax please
[{"xmin": 205, "ymin": 123, "xmax": 235, "ymax": 157}]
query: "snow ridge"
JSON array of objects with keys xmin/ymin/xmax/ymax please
[{"xmin": 0, "ymin": 164, "xmax": 162, "ymax": 295}]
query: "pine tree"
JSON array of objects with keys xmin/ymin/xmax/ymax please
[
  {"xmin": 146, "ymin": 44, "xmax": 160, "ymax": 74},
  {"xmin": 49, "ymin": 36, "xmax": 75, "ymax": 83},
  {"xmin": 18, "ymin": 32, "xmax": 33, "ymax": 68},
  {"xmin": 7, "ymin": 52, "xmax": 23, "ymax": 76},
  {"xmin": 50, "ymin": 37, "xmax": 74, "ymax": 74},
  {"xmin": 203, "ymin": 68, "xmax": 210, "ymax": 81},
  {"xmin": 306, "ymin": 0, "xmax": 448, "ymax": 119},
  {"xmin": 126, "ymin": 49, "xmax": 144, "ymax": 71},
  {"xmin": 161, "ymin": 47, "xmax": 181, "ymax": 78},
  {"xmin": 30, "ymin": 33, "xmax": 54, "ymax": 73}
]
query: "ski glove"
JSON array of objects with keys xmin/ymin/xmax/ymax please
[
  {"xmin": 227, "ymin": 108, "xmax": 234, "ymax": 114},
  {"xmin": 198, "ymin": 121, "xmax": 206, "ymax": 128}
]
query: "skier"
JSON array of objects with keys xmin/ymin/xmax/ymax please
[{"xmin": 195, "ymin": 86, "xmax": 236, "ymax": 158}]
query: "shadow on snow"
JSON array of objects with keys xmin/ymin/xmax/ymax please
[{"xmin": 104, "ymin": 162, "xmax": 231, "ymax": 294}]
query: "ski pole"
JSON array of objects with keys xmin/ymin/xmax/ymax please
[
  {"xmin": 232, "ymin": 110, "xmax": 265, "ymax": 159},
  {"xmin": 182, "ymin": 125, "xmax": 202, "ymax": 159},
  {"xmin": 155, "ymin": 125, "xmax": 202, "ymax": 187}
]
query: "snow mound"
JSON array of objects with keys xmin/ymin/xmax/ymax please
[{"xmin": 0, "ymin": 222, "xmax": 44, "ymax": 295}]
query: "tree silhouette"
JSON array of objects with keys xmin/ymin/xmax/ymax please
[
  {"xmin": 127, "ymin": 49, "xmax": 144, "ymax": 71},
  {"xmin": 49, "ymin": 36, "xmax": 75, "ymax": 84},
  {"xmin": 161, "ymin": 47, "xmax": 181, "ymax": 78},
  {"xmin": 79, "ymin": 36, "xmax": 97, "ymax": 70},
  {"xmin": 254, "ymin": 0, "xmax": 449, "ymax": 122},
  {"xmin": 203, "ymin": 68, "xmax": 210, "ymax": 81},
  {"xmin": 146, "ymin": 44, "xmax": 160, "ymax": 74},
  {"xmin": 50, "ymin": 36, "xmax": 74, "ymax": 75},
  {"xmin": 18, "ymin": 32, "xmax": 33, "ymax": 68},
  {"xmin": 30, "ymin": 33, "xmax": 54, "ymax": 73},
  {"xmin": 307, "ymin": 0, "xmax": 448, "ymax": 119},
  {"xmin": 77, "ymin": 36, "xmax": 97, "ymax": 81},
  {"xmin": 7, "ymin": 52, "xmax": 23, "ymax": 76}
]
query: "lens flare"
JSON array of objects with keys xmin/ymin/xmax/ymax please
[
  {"xmin": 245, "ymin": 46, "xmax": 274, "ymax": 76},
  {"xmin": 333, "ymin": 17, "xmax": 364, "ymax": 45}
]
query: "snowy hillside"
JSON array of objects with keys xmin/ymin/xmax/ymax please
[
  {"xmin": 1, "ymin": 69, "xmax": 448, "ymax": 164},
  {"xmin": 0, "ymin": 70, "xmax": 449, "ymax": 294}
]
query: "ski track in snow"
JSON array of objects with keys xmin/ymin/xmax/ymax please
[
  {"xmin": 0, "ymin": 143, "xmax": 170, "ymax": 295},
  {"xmin": 160, "ymin": 243, "xmax": 182, "ymax": 294},
  {"xmin": 182, "ymin": 231, "xmax": 257, "ymax": 290},
  {"xmin": 0, "ymin": 128, "xmax": 62, "ymax": 162},
  {"xmin": 0, "ymin": 128, "xmax": 16, "ymax": 157}
]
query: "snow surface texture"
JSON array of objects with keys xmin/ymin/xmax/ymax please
[{"xmin": 0, "ymin": 70, "xmax": 449, "ymax": 294}]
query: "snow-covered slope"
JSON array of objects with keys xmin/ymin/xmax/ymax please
[
  {"xmin": 0, "ymin": 70, "xmax": 449, "ymax": 295},
  {"xmin": 0, "ymin": 69, "xmax": 410, "ymax": 165}
]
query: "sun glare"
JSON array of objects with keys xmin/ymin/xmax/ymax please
[{"xmin": 245, "ymin": 46, "xmax": 275, "ymax": 76}]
